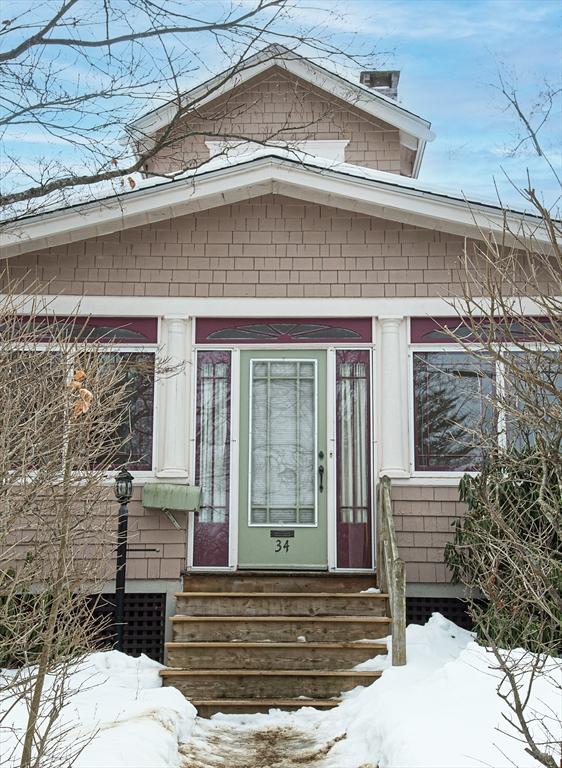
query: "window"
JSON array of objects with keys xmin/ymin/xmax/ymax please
[
  {"xmin": 413, "ymin": 352, "xmax": 495, "ymax": 472},
  {"xmin": 336, "ymin": 350, "xmax": 372, "ymax": 568},
  {"xmin": 195, "ymin": 317, "xmax": 372, "ymax": 344},
  {"xmin": 5, "ymin": 317, "xmax": 157, "ymax": 472},
  {"xmin": 410, "ymin": 316, "xmax": 562, "ymax": 473},
  {"xmin": 412, "ymin": 327, "xmax": 561, "ymax": 472},
  {"xmin": 194, "ymin": 350, "xmax": 231, "ymax": 567},
  {"xmin": 503, "ymin": 350, "xmax": 562, "ymax": 451},
  {"xmin": 249, "ymin": 359, "xmax": 316, "ymax": 526},
  {"xmin": 107, "ymin": 352, "xmax": 155, "ymax": 471}
]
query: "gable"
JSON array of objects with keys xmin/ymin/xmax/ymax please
[
  {"xmin": 130, "ymin": 46, "xmax": 433, "ymax": 166},
  {"xmin": 143, "ymin": 67, "xmax": 406, "ymax": 177}
]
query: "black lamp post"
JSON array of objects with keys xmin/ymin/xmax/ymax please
[{"xmin": 114, "ymin": 468, "xmax": 133, "ymax": 653}]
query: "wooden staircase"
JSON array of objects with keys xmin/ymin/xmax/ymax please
[{"xmin": 161, "ymin": 572, "xmax": 391, "ymax": 717}]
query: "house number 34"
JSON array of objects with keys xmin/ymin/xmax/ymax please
[{"xmin": 274, "ymin": 539, "xmax": 290, "ymax": 553}]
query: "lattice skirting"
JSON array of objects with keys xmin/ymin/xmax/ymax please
[
  {"xmin": 407, "ymin": 596, "xmax": 475, "ymax": 630},
  {"xmin": 90, "ymin": 592, "xmax": 166, "ymax": 663}
]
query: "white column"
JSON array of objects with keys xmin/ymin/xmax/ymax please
[
  {"xmin": 378, "ymin": 315, "xmax": 409, "ymax": 477},
  {"xmin": 156, "ymin": 316, "xmax": 192, "ymax": 479}
]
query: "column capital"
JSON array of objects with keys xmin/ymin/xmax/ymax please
[{"xmin": 378, "ymin": 314, "xmax": 404, "ymax": 326}]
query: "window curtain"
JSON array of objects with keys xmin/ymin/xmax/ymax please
[
  {"xmin": 336, "ymin": 350, "xmax": 372, "ymax": 569},
  {"xmin": 194, "ymin": 350, "xmax": 231, "ymax": 566},
  {"xmin": 250, "ymin": 361, "xmax": 315, "ymax": 525}
]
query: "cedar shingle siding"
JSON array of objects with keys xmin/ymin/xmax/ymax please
[
  {"xmin": 145, "ymin": 67, "xmax": 412, "ymax": 176},
  {"xmin": 6, "ymin": 194, "xmax": 469, "ymax": 301},
  {"xmin": 5, "ymin": 67, "xmax": 468, "ymax": 585}
]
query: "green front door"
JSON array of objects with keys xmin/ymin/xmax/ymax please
[{"xmin": 238, "ymin": 350, "xmax": 328, "ymax": 569}]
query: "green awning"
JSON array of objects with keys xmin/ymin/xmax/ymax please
[{"xmin": 142, "ymin": 483, "xmax": 201, "ymax": 512}]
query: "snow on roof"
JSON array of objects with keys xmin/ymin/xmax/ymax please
[
  {"xmin": 1, "ymin": 146, "xmax": 548, "ymax": 260},
  {"xmin": 135, "ymin": 147, "xmax": 506, "ymax": 210},
  {"xmin": 6, "ymin": 145, "xmax": 538, "ymax": 224}
]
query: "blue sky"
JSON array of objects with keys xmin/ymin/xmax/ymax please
[
  {"xmin": 328, "ymin": 0, "xmax": 562, "ymax": 207},
  {"xmin": 3, "ymin": 0, "xmax": 561, "ymax": 209}
]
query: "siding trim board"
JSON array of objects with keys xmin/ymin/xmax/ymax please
[{"xmin": 7, "ymin": 296, "xmax": 548, "ymax": 319}]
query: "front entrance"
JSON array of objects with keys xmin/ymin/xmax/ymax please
[
  {"xmin": 237, "ymin": 350, "xmax": 328, "ymax": 569},
  {"xmin": 191, "ymin": 317, "xmax": 375, "ymax": 572}
]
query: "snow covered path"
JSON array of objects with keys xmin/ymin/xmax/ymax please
[
  {"xmin": 2, "ymin": 616, "xmax": 560, "ymax": 768},
  {"xmin": 179, "ymin": 715, "xmax": 369, "ymax": 768}
]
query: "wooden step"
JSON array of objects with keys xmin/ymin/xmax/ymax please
[
  {"xmin": 174, "ymin": 591, "xmax": 388, "ymax": 617},
  {"xmin": 183, "ymin": 572, "xmax": 376, "ymax": 594},
  {"xmin": 160, "ymin": 668, "xmax": 381, "ymax": 699},
  {"xmin": 190, "ymin": 698, "xmax": 341, "ymax": 717},
  {"xmin": 165, "ymin": 640, "xmax": 387, "ymax": 670},
  {"xmin": 171, "ymin": 615, "xmax": 391, "ymax": 642}
]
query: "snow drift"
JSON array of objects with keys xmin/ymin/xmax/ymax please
[
  {"xmin": 0, "ymin": 651, "xmax": 196, "ymax": 768},
  {"xmin": 210, "ymin": 614, "xmax": 562, "ymax": 768}
]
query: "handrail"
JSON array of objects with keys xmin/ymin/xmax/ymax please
[{"xmin": 377, "ymin": 475, "xmax": 406, "ymax": 666}]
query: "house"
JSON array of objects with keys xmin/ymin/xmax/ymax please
[{"xmin": 0, "ymin": 46, "xmax": 547, "ymax": 712}]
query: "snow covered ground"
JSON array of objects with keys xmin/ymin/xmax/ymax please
[
  {"xmin": 316, "ymin": 613, "xmax": 561, "ymax": 767},
  {"xmin": 1, "ymin": 614, "xmax": 560, "ymax": 768},
  {"xmin": 0, "ymin": 652, "xmax": 196, "ymax": 768}
]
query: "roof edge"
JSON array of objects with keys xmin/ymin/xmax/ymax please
[{"xmin": 1, "ymin": 154, "xmax": 547, "ymax": 260}]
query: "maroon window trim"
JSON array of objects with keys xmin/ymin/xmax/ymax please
[
  {"xmin": 336, "ymin": 349, "xmax": 373, "ymax": 569},
  {"xmin": 411, "ymin": 316, "xmax": 554, "ymax": 344},
  {"xmin": 13, "ymin": 316, "xmax": 158, "ymax": 344},
  {"xmin": 196, "ymin": 317, "xmax": 372, "ymax": 344}
]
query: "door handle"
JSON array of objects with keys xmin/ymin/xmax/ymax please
[{"xmin": 318, "ymin": 464, "xmax": 324, "ymax": 493}]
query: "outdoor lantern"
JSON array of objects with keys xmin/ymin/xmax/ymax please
[
  {"xmin": 114, "ymin": 468, "xmax": 133, "ymax": 653},
  {"xmin": 114, "ymin": 468, "xmax": 133, "ymax": 504}
]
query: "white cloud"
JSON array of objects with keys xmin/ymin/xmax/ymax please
[{"xmin": 288, "ymin": 0, "xmax": 557, "ymax": 42}]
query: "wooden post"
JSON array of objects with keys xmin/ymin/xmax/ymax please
[
  {"xmin": 392, "ymin": 558, "xmax": 406, "ymax": 666},
  {"xmin": 379, "ymin": 474, "xmax": 407, "ymax": 666},
  {"xmin": 376, "ymin": 479, "xmax": 382, "ymax": 589}
]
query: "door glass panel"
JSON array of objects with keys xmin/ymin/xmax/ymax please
[
  {"xmin": 336, "ymin": 350, "xmax": 373, "ymax": 568},
  {"xmin": 250, "ymin": 359, "xmax": 317, "ymax": 526},
  {"xmin": 194, "ymin": 350, "xmax": 231, "ymax": 566}
]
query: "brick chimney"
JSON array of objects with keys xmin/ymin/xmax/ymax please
[{"xmin": 360, "ymin": 70, "xmax": 400, "ymax": 100}]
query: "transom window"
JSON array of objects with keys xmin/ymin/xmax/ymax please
[{"xmin": 195, "ymin": 317, "xmax": 372, "ymax": 344}]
